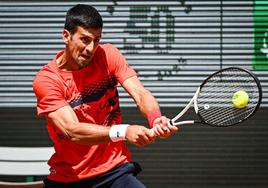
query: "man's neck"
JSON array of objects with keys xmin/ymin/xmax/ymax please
[{"xmin": 56, "ymin": 50, "xmax": 79, "ymax": 71}]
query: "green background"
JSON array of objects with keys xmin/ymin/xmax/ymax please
[{"xmin": 254, "ymin": 0, "xmax": 268, "ymax": 70}]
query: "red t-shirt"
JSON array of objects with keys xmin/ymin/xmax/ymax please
[{"xmin": 33, "ymin": 44, "xmax": 137, "ymax": 182}]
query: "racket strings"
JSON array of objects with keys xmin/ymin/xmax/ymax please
[{"xmin": 197, "ymin": 68, "xmax": 260, "ymax": 127}]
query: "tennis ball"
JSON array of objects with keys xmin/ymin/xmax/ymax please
[{"xmin": 232, "ymin": 90, "xmax": 249, "ymax": 109}]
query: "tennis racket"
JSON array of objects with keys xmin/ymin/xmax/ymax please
[{"xmin": 158, "ymin": 67, "xmax": 262, "ymax": 127}]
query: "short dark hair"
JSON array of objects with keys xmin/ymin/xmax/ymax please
[{"xmin": 64, "ymin": 4, "xmax": 103, "ymax": 34}]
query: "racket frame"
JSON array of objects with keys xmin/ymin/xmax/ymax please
[
  {"xmin": 169, "ymin": 67, "xmax": 262, "ymax": 127},
  {"xmin": 197, "ymin": 67, "xmax": 262, "ymax": 127}
]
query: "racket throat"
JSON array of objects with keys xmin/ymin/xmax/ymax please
[
  {"xmin": 193, "ymin": 87, "xmax": 200, "ymax": 114},
  {"xmin": 171, "ymin": 120, "xmax": 195, "ymax": 126}
]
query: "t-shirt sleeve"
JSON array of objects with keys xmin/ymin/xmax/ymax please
[
  {"xmin": 33, "ymin": 73, "xmax": 68, "ymax": 116},
  {"xmin": 106, "ymin": 44, "xmax": 137, "ymax": 84}
]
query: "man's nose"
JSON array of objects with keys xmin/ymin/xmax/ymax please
[{"xmin": 85, "ymin": 41, "xmax": 96, "ymax": 52}]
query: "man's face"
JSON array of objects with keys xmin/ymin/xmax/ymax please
[{"xmin": 63, "ymin": 26, "xmax": 102, "ymax": 69}]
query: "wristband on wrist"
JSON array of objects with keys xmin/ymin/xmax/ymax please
[
  {"xmin": 109, "ymin": 124, "xmax": 130, "ymax": 142},
  {"xmin": 147, "ymin": 110, "xmax": 162, "ymax": 127}
]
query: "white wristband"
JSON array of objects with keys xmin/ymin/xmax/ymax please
[{"xmin": 109, "ymin": 124, "xmax": 130, "ymax": 142}]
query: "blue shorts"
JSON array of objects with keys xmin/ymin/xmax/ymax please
[{"xmin": 43, "ymin": 162, "xmax": 146, "ymax": 188}]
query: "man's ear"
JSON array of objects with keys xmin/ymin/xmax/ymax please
[{"xmin": 62, "ymin": 29, "xmax": 71, "ymax": 44}]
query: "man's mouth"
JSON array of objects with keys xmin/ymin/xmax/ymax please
[{"xmin": 80, "ymin": 54, "xmax": 91, "ymax": 60}]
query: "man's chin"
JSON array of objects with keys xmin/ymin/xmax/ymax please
[
  {"xmin": 77, "ymin": 60, "xmax": 91, "ymax": 69},
  {"xmin": 77, "ymin": 63, "xmax": 89, "ymax": 69}
]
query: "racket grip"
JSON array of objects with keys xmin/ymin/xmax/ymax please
[
  {"xmin": 150, "ymin": 126, "xmax": 156, "ymax": 135},
  {"xmin": 150, "ymin": 120, "xmax": 173, "ymax": 135}
]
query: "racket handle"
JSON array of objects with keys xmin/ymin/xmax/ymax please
[
  {"xmin": 149, "ymin": 120, "xmax": 172, "ymax": 135},
  {"xmin": 150, "ymin": 120, "xmax": 194, "ymax": 135}
]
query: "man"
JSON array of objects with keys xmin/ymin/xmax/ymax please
[{"xmin": 33, "ymin": 4, "xmax": 178, "ymax": 188}]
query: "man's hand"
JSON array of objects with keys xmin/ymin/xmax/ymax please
[
  {"xmin": 125, "ymin": 125, "xmax": 156, "ymax": 147},
  {"xmin": 152, "ymin": 116, "xmax": 178, "ymax": 138}
]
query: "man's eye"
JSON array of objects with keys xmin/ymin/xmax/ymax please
[{"xmin": 81, "ymin": 38, "xmax": 90, "ymax": 44}]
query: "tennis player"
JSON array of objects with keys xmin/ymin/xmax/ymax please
[{"xmin": 33, "ymin": 4, "xmax": 178, "ymax": 188}]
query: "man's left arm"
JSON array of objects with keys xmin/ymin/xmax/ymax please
[{"xmin": 121, "ymin": 76, "xmax": 178, "ymax": 138}]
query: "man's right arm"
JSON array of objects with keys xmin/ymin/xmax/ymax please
[{"xmin": 47, "ymin": 105, "xmax": 155, "ymax": 147}]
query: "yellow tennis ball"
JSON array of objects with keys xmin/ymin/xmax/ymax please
[{"xmin": 232, "ymin": 90, "xmax": 249, "ymax": 109}]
